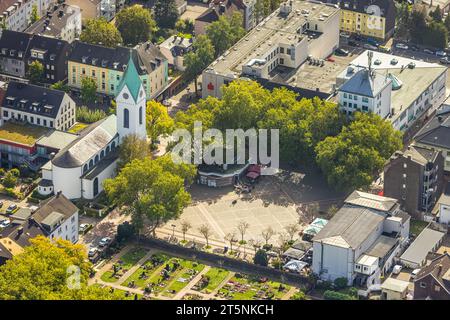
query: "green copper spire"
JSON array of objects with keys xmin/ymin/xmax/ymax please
[{"xmin": 117, "ymin": 50, "xmax": 143, "ymax": 102}]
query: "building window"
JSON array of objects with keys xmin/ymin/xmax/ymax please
[
  {"xmin": 83, "ymin": 164, "xmax": 88, "ymax": 173},
  {"xmin": 123, "ymin": 108, "xmax": 129, "ymax": 128},
  {"xmin": 420, "ymin": 282, "xmax": 427, "ymax": 288},
  {"xmin": 139, "ymin": 106, "xmax": 143, "ymax": 125},
  {"xmin": 89, "ymin": 159, "xmax": 94, "ymax": 169}
]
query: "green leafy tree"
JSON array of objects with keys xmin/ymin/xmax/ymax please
[
  {"xmin": 51, "ymin": 81, "xmax": 70, "ymax": 93},
  {"xmin": 409, "ymin": 6, "xmax": 428, "ymax": 44},
  {"xmin": 115, "ymin": 5, "xmax": 155, "ymax": 46},
  {"xmin": 430, "ymin": 5, "xmax": 443, "ymax": 22},
  {"xmin": 2, "ymin": 169, "xmax": 19, "ymax": 188},
  {"xmin": 81, "ymin": 77, "xmax": 98, "ymax": 104},
  {"xmin": 175, "ymin": 18, "xmax": 194, "ymax": 34},
  {"xmin": 324, "ymin": 290, "xmax": 356, "ymax": 300},
  {"xmin": 206, "ymin": 12, "xmax": 245, "ymax": 57},
  {"xmin": 426, "ymin": 21, "xmax": 448, "ymax": 49},
  {"xmin": 103, "ymin": 155, "xmax": 196, "ymax": 236},
  {"xmin": 315, "ymin": 112, "xmax": 402, "ymax": 192},
  {"xmin": 146, "ymin": 101, "xmax": 175, "ymax": 148},
  {"xmin": 30, "ymin": 5, "xmax": 39, "ymax": 24},
  {"xmin": 334, "ymin": 277, "xmax": 348, "ymax": 290},
  {"xmin": 80, "ymin": 18, "xmax": 123, "ymax": 48},
  {"xmin": 183, "ymin": 35, "xmax": 214, "ymax": 95},
  {"xmin": 118, "ymin": 134, "xmax": 150, "ymax": 169},
  {"xmin": 395, "ymin": 2, "xmax": 410, "ymax": 40},
  {"xmin": 154, "ymin": 0, "xmax": 179, "ymax": 29},
  {"xmin": 0, "ymin": 236, "xmax": 120, "ymax": 300},
  {"xmin": 254, "ymin": 249, "xmax": 268, "ymax": 266},
  {"xmin": 27, "ymin": 60, "xmax": 44, "ymax": 84}
]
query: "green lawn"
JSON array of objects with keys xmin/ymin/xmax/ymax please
[
  {"xmin": 199, "ymin": 268, "xmax": 230, "ymax": 293},
  {"xmin": 100, "ymin": 247, "xmax": 148, "ymax": 283},
  {"xmin": 121, "ymin": 253, "xmax": 170, "ymax": 288},
  {"xmin": 410, "ymin": 220, "xmax": 429, "ymax": 236},
  {"xmin": 161, "ymin": 259, "xmax": 205, "ymax": 298},
  {"xmin": 100, "ymin": 270, "xmax": 119, "ymax": 283}
]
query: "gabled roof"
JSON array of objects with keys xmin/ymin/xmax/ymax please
[
  {"xmin": 400, "ymin": 228, "xmax": 445, "ymax": 265},
  {"xmin": 415, "ymin": 110, "xmax": 450, "ymax": 150},
  {"xmin": 33, "ymin": 193, "xmax": 78, "ymax": 226},
  {"xmin": 340, "ymin": 69, "xmax": 391, "ymax": 97},
  {"xmin": 117, "ymin": 51, "xmax": 143, "ymax": 102},
  {"xmin": 345, "ymin": 190, "xmax": 397, "ymax": 212},
  {"xmin": 414, "ymin": 253, "xmax": 450, "ymax": 294}
]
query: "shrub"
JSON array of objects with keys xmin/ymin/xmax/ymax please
[
  {"xmin": 117, "ymin": 221, "xmax": 135, "ymax": 243},
  {"xmin": 323, "ymin": 290, "xmax": 355, "ymax": 300},
  {"xmin": 334, "ymin": 277, "xmax": 348, "ymax": 290},
  {"xmin": 0, "ymin": 187, "xmax": 20, "ymax": 199},
  {"xmin": 76, "ymin": 106, "xmax": 107, "ymax": 123},
  {"xmin": 253, "ymin": 249, "xmax": 268, "ymax": 266}
]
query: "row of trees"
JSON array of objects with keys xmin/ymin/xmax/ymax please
[
  {"xmin": 397, "ymin": 3, "xmax": 449, "ymax": 49},
  {"xmin": 174, "ymin": 80, "xmax": 402, "ymax": 192}
]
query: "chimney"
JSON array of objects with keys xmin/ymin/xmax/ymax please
[{"xmin": 57, "ymin": 191, "xmax": 62, "ymax": 197}]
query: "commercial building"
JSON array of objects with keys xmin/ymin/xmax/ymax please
[
  {"xmin": 0, "ymin": 0, "xmax": 55, "ymax": 33},
  {"xmin": 0, "ymin": 30, "xmax": 71, "ymax": 83},
  {"xmin": 336, "ymin": 50, "xmax": 447, "ymax": 132},
  {"xmin": 399, "ymin": 227, "xmax": 445, "ymax": 269},
  {"xmin": 38, "ymin": 52, "xmax": 147, "ymax": 200},
  {"xmin": 312, "ymin": 190, "xmax": 410, "ymax": 287},
  {"xmin": 202, "ymin": 0, "xmax": 340, "ymax": 99},
  {"xmin": 1, "ymin": 81, "xmax": 76, "ymax": 131},
  {"xmin": 25, "ymin": 2, "xmax": 82, "ymax": 43},
  {"xmin": 68, "ymin": 41, "xmax": 168, "ymax": 100},
  {"xmin": 327, "ymin": 0, "xmax": 396, "ymax": 40},
  {"xmin": 384, "ymin": 145, "xmax": 444, "ymax": 218}
]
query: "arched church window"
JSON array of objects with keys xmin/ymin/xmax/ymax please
[
  {"xmin": 112, "ymin": 141, "xmax": 116, "ymax": 149},
  {"xmin": 95, "ymin": 155, "xmax": 99, "ymax": 164},
  {"xmin": 139, "ymin": 106, "xmax": 143, "ymax": 125},
  {"xmin": 124, "ymin": 108, "xmax": 129, "ymax": 128},
  {"xmin": 100, "ymin": 150, "xmax": 105, "ymax": 159},
  {"xmin": 106, "ymin": 146, "xmax": 110, "ymax": 154},
  {"xmin": 89, "ymin": 159, "xmax": 94, "ymax": 169},
  {"xmin": 83, "ymin": 164, "xmax": 88, "ymax": 173}
]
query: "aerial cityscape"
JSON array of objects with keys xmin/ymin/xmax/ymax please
[{"xmin": 0, "ymin": 0, "xmax": 449, "ymax": 305}]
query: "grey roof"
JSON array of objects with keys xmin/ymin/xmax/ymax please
[
  {"xmin": 11, "ymin": 208, "xmax": 32, "ymax": 221},
  {"xmin": 52, "ymin": 115, "xmax": 117, "ymax": 168},
  {"xmin": 365, "ymin": 235, "xmax": 398, "ymax": 258},
  {"xmin": 283, "ymin": 247, "xmax": 306, "ymax": 260},
  {"xmin": 339, "ymin": 69, "xmax": 391, "ymax": 98},
  {"xmin": 3, "ymin": 81, "xmax": 66, "ymax": 119},
  {"xmin": 33, "ymin": 193, "xmax": 78, "ymax": 226},
  {"xmin": 415, "ymin": 110, "xmax": 450, "ymax": 150},
  {"xmin": 403, "ymin": 145, "xmax": 440, "ymax": 165},
  {"xmin": 345, "ymin": 190, "xmax": 397, "ymax": 212},
  {"xmin": 400, "ymin": 228, "xmax": 445, "ymax": 265},
  {"xmin": 291, "ymin": 239, "xmax": 313, "ymax": 252},
  {"xmin": 0, "ymin": 219, "xmax": 46, "ymax": 247},
  {"xmin": 82, "ymin": 150, "xmax": 119, "ymax": 180},
  {"xmin": 40, "ymin": 211, "xmax": 65, "ymax": 228},
  {"xmin": 313, "ymin": 205, "xmax": 386, "ymax": 249},
  {"xmin": 36, "ymin": 130, "xmax": 79, "ymax": 150}
]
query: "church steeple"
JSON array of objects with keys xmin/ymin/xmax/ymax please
[{"xmin": 117, "ymin": 50, "xmax": 143, "ymax": 103}]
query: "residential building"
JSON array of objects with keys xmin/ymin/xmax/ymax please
[
  {"xmin": 25, "ymin": 3, "xmax": 82, "ymax": 43},
  {"xmin": 202, "ymin": 0, "xmax": 340, "ymax": 99},
  {"xmin": 38, "ymin": 52, "xmax": 147, "ymax": 200},
  {"xmin": 0, "ymin": 0, "xmax": 55, "ymax": 33},
  {"xmin": 65, "ymin": 0, "xmax": 116, "ymax": 22},
  {"xmin": 68, "ymin": 41, "xmax": 168, "ymax": 100},
  {"xmin": 413, "ymin": 253, "xmax": 450, "ymax": 300},
  {"xmin": 380, "ymin": 277, "xmax": 410, "ymax": 300},
  {"xmin": 195, "ymin": 0, "xmax": 256, "ymax": 35},
  {"xmin": 327, "ymin": 0, "xmax": 396, "ymax": 40},
  {"xmin": 399, "ymin": 227, "xmax": 445, "ymax": 269},
  {"xmin": 336, "ymin": 50, "xmax": 447, "ymax": 132},
  {"xmin": 414, "ymin": 107, "xmax": 450, "ymax": 171},
  {"xmin": 0, "ymin": 30, "xmax": 71, "ymax": 83},
  {"xmin": 384, "ymin": 145, "xmax": 444, "ymax": 218},
  {"xmin": 433, "ymin": 182, "xmax": 450, "ymax": 225},
  {"xmin": 159, "ymin": 35, "xmax": 193, "ymax": 71},
  {"xmin": 312, "ymin": 190, "xmax": 410, "ymax": 287},
  {"xmin": 1, "ymin": 81, "xmax": 76, "ymax": 131}
]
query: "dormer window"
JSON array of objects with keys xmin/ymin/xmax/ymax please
[
  {"xmin": 101, "ymin": 59, "xmax": 108, "ymax": 67},
  {"xmin": 82, "ymin": 56, "xmax": 88, "ymax": 63},
  {"xmin": 113, "ymin": 62, "xmax": 119, "ymax": 69},
  {"xmin": 92, "ymin": 58, "xmax": 98, "ymax": 66},
  {"xmin": 18, "ymin": 51, "xmax": 23, "ymax": 58},
  {"xmin": 9, "ymin": 49, "xmax": 15, "ymax": 56},
  {"xmin": 50, "ymin": 54, "xmax": 56, "ymax": 61}
]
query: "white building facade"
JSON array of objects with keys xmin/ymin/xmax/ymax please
[{"xmin": 0, "ymin": 0, "xmax": 55, "ymax": 33}]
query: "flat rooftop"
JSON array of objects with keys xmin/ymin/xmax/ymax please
[
  {"xmin": 338, "ymin": 50, "xmax": 447, "ymax": 124},
  {"xmin": 36, "ymin": 130, "xmax": 78, "ymax": 150},
  {"xmin": 207, "ymin": 0, "xmax": 339, "ymax": 75},
  {"xmin": 0, "ymin": 122, "xmax": 50, "ymax": 146}
]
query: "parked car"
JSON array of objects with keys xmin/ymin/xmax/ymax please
[
  {"xmin": 392, "ymin": 265, "xmax": 403, "ymax": 275},
  {"xmin": 5, "ymin": 204, "xmax": 17, "ymax": 214},
  {"xmin": 334, "ymin": 48, "xmax": 349, "ymax": 56},
  {"xmin": 410, "ymin": 268, "xmax": 421, "ymax": 279},
  {"xmin": 79, "ymin": 223, "xmax": 91, "ymax": 233},
  {"xmin": 378, "ymin": 45, "xmax": 391, "ymax": 53},
  {"xmin": 98, "ymin": 237, "xmax": 112, "ymax": 247},
  {"xmin": 436, "ymin": 50, "xmax": 447, "ymax": 57},
  {"xmin": 367, "ymin": 37, "xmax": 379, "ymax": 47},
  {"xmin": 340, "ymin": 32, "xmax": 351, "ymax": 38},
  {"xmin": 423, "ymin": 48, "xmax": 434, "ymax": 54},
  {"xmin": 88, "ymin": 247, "xmax": 98, "ymax": 257},
  {"xmin": 348, "ymin": 40, "xmax": 359, "ymax": 47},
  {"xmin": 0, "ymin": 219, "xmax": 11, "ymax": 228},
  {"xmin": 410, "ymin": 44, "xmax": 419, "ymax": 51},
  {"xmin": 395, "ymin": 43, "xmax": 409, "ymax": 50},
  {"xmin": 363, "ymin": 43, "xmax": 378, "ymax": 50},
  {"xmin": 440, "ymin": 57, "xmax": 450, "ymax": 64}
]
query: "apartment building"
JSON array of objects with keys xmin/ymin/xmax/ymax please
[
  {"xmin": 0, "ymin": 30, "xmax": 71, "ymax": 83},
  {"xmin": 25, "ymin": 2, "xmax": 82, "ymax": 43},
  {"xmin": 336, "ymin": 50, "xmax": 447, "ymax": 132},
  {"xmin": 65, "ymin": 0, "xmax": 116, "ymax": 22},
  {"xmin": 312, "ymin": 191, "xmax": 410, "ymax": 287},
  {"xmin": 384, "ymin": 145, "xmax": 445, "ymax": 218},
  {"xmin": 202, "ymin": 0, "xmax": 340, "ymax": 99},
  {"xmin": 0, "ymin": 0, "xmax": 54, "ymax": 33},
  {"xmin": 68, "ymin": 41, "xmax": 168, "ymax": 100},
  {"xmin": 327, "ymin": 0, "xmax": 396, "ymax": 40}
]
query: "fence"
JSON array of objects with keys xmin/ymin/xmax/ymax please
[{"xmin": 134, "ymin": 236, "xmax": 314, "ymax": 292}]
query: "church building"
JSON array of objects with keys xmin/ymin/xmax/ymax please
[{"xmin": 37, "ymin": 52, "xmax": 147, "ymax": 200}]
